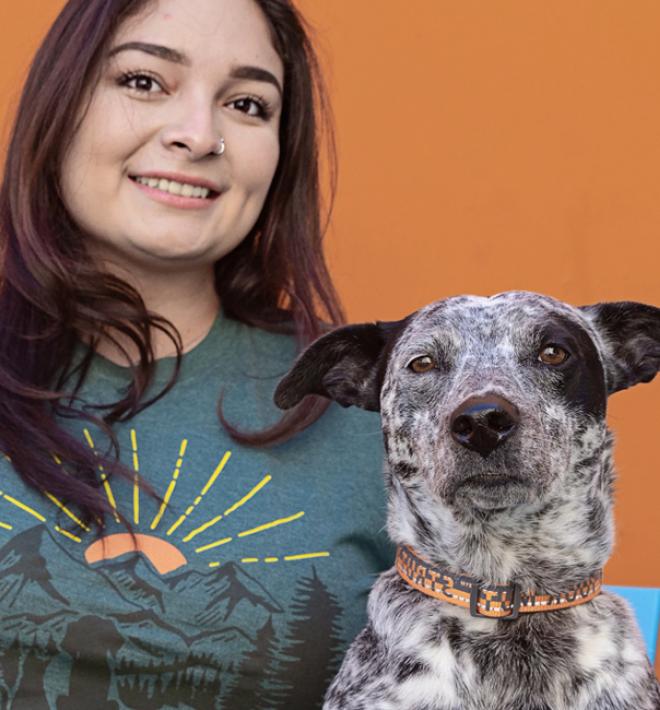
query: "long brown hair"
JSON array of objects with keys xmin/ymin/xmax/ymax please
[{"xmin": 0, "ymin": 0, "xmax": 342, "ymax": 524}]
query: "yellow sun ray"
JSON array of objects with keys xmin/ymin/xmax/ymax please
[
  {"xmin": 1, "ymin": 482, "xmax": 89, "ymax": 542},
  {"xmin": 223, "ymin": 474, "xmax": 271, "ymax": 517},
  {"xmin": 181, "ymin": 514, "xmax": 223, "ymax": 543},
  {"xmin": 83, "ymin": 428, "xmax": 120, "ymax": 522},
  {"xmin": 283, "ymin": 552, "xmax": 330, "ymax": 561},
  {"xmin": 55, "ymin": 526, "xmax": 82, "ymax": 543},
  {"xmin": 181, "ymin": 473, "xmax": 271, "ymax": 543},
  {"xmin": 44, "ymin": 492, "xmax": 91, "ymax": 532},
  {"xmin": 237, "ymin": 511, "xmax": 304, "ymax": 538},
  {"xmin": 130, "ymin": 428, "xmax": 140, "ymax": 524},
  {"xmin": 0, "ymin": 489, "xmax": 46, "ymax": 522},
  {"xmin": 208, "ymin": 551, "xmax": 330, "ymax": 567},
  {"xmin": 150, "ymin": 439, "xmax": 188, "ymax": 530},
  {"xmin": 194, "ymin": 536, "xmax": 233, "ymax": 553},
  {"xmin": 194, "ymin": 510, "xmax": 305, "ymax": 555},
  {"xmin": 166, "ymin": 450, "xmax": 231, "ymax": 537}
]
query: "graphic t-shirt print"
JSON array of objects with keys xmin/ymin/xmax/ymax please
[{"xmin": 0, "ymin": 428, "xmax": 345, "ymax": 709}]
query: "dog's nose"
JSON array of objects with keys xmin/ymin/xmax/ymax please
[{"xmin": 450, "ymin": 394, "xmax": 520, "ymax": 458}]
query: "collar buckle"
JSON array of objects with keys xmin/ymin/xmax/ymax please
[{"xmin": 469, "ymin": 582, "xmax": 522, "ymax": 620}]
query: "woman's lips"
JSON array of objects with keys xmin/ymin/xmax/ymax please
[
  {"xmin": 129, "ymin": 176, "xmax": 220, "ymax": 210},
  {"xmin": 131, "ymin": 171, "xmax": 222, "ymax": 193}
]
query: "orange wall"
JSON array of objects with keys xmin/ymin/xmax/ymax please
[
  {"xmin": 2, "ymin": 0, "xmax": 659, "ymax": 620},
  {"xmin": 299, "ymin": 0, "xmax": 660, "ymax": 587}
]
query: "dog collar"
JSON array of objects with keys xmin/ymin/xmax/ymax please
[{"xmin": 396, "ymin": 545, "xmax": 602, "ymax": 620}]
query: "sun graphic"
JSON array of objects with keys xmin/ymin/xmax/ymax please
[
  {"xmin": 0, "ymin": 428, "xmax": 329, "ymax": 574},
  {"xmin": 85, "ymin": 534, "xmax": 188, "ymax": 574}
]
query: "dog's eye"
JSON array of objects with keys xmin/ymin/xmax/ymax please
[
  {"xmin": 409, "ymin": 355, "xmax": 435, "ymax": 373},
  {"xmin": 538, "ymin": 344, "xmax": 570, "ymax": 366}
]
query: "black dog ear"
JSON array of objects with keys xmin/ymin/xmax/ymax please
[
  {"xmin": 580, "ymin": 301, "xmax": 660, "ymax": 394},
  {"xmin": 274, "ymin": 320, "xmax": 404, "ymax": 411}
]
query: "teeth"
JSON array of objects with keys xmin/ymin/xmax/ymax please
[{"xmin": 134, "ymin": 176, "xmax": 211, "ymax": 199}]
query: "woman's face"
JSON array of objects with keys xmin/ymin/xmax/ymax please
[{"xmin": 60, "ymin": 0, "xmax": 283, "ymax": 272}]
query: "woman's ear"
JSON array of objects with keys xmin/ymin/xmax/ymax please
[
  {"xmin": 580, "ymin": 301, "xmax": 660, "ymax": 394},
  {"xmin": 274, "ymin": 320, "xmax": 405, "ymax": 412}
]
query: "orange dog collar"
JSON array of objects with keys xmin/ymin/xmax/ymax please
[{"xmin": 396, "ymin": 545, "xmax": 602, "ymax": 620}]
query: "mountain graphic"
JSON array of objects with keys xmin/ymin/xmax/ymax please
[
  {"xmin": 0, "ymin": 525, "xmax": 283, "ymax": 650},
  {"xmin": 0, "ymin": 526, "xmax": 68, "ymax": 610},
  {"xmin": 92, "ymin": 543, "xmax": 284, "ymax": 633},
  {"xmin": 95, "ymin": 555, "xmax": 167, "ymax": 613},
  {"xmin": 0, "ymin": 524, "xmax": 342, "ymax": 709},
  {"xmin": 0, "ymin": 608, "xmax": 79, "ymax": 650},
  {"xmin": 165, "ymin": 561, "xmax": 283, "ymax": 625},
  {"xmin": 0, "ymin": 525, "xmax": 147, "ymax": 619}
]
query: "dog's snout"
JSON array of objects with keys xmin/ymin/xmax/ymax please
[{"xmin": 450, "ymin": 394, "xmax": 520, "ymax": 459}]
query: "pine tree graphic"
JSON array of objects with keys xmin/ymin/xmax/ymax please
[
  {"xmin": 272, "ymin": 567, "xmax": 343, "ymax": 709},
  {"xmin": 221, "ymin": 616, "xmax": 281, "ymax": 710}
]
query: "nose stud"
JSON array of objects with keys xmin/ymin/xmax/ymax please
[
  {"xmin": 450, "ymin": 394, "xmax": 520, "ymax": 459},
  {"xmin": 212, "ymin": 138, "xmax": 225, "ymax": 156}
]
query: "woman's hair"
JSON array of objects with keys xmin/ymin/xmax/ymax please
[{"xmin": 0, "ymin": 0, "xmax": 342, "ymax": 524}]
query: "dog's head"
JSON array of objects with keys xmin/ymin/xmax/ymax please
[{"xmin": 275, "ymin": 292, "xmax": 659, "ymax": 551}]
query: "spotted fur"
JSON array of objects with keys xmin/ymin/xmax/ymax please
[{"xmin": 275, "ymin": 291, "xmax": 660, "ymax": 710}]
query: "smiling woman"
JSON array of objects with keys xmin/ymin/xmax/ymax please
[
  {"xmin": 61, "ymin": 3, "xmax": 284, "ymax": 289},
  {"xmin": 0, "ymin": 0, "xmax": 391, "ymax": 707}
]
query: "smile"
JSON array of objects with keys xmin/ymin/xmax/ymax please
[
  {"xmin": 130, "ymin": 175, "xmax": 218, "ymax": 199},
  {"xmin": 129, "ymin": 174, "xmax": 221, "ymax": 210}
]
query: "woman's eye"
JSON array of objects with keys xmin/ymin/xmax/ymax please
[
  {"xmin": 408, "ymin": 355, "xmax": 436, "ymax": 373},
  {"xmin": 229, "ymin": 97, "xmax": 267, "ymax": 118},
  {"xmin": 538, "ymin": 344, "xmax": 570, "ymax": 366},
  {"xmin": 119, "ymin": 73, "xmax": 164, "ymax": 94}
]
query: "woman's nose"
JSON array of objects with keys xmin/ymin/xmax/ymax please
[{"xmin": 160, "ymin": 103, "xmax": 223, "ymax": 160}]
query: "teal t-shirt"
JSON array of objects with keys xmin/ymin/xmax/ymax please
[{"xmin": 0, "ymin": 313, "xmax": 393, "ymax": 709}]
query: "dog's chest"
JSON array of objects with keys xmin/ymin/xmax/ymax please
[
  {"xmin": 357, "ymin": 576, "xmax": 651, "ymax": 710},
  {"xmin": 378, "ymin": 608, "xmax": 575, "ymax": 709}
]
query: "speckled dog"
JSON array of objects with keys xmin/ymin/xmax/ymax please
[{"xmin": 275, "ymin": 291, "xmax": 660, "ymax": 710}]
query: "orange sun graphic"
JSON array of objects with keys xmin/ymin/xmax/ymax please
[{"xmin": 85, "ymin": 534, "xmax": 187, "ymax": 574}]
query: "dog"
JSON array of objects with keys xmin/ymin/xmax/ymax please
[{"xmin": 274, "ymin": 291, "xmax": 660, "ymax": 710}]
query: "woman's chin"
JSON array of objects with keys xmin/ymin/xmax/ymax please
[{"xmin": 87, "ymin": 235, "xmax": 222, "ymax": 274}]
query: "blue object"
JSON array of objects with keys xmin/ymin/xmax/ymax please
[{"xmin": 604, "ymin": 585, "xmax": 660, "ymax": 663}]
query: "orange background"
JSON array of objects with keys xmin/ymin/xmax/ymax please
[{"xmin": 1, "ymin": 0, "xmax": 659, "ymax": 657}]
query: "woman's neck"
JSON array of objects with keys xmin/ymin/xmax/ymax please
[{"xmin": 91, "ymin": 262, "xmax": 220, "ymax": 367}]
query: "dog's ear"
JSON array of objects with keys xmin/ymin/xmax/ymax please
[
  {"xmin": 580, "ymin": 301, "xmax": 660, "ymax": 394},
  {"xmin": 274, "ymin": 320, "xmax": 404, "ymax": 411}
]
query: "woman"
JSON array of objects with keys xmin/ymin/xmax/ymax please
[{"xmin": 0, "ymin": 1, "xmax": 391, "ymax": 707}]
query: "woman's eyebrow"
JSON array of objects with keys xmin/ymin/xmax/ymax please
[
  {"xmin": 108, "ymin": 41, "xmax": 283, "ymax": 96},
  {"xmin": 229, "ymin": 65, "xmax": 282, "ymax": 97},
  {"xmin": 108, "ymin": 41, "xmax": 189, "ymax": 65}
]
